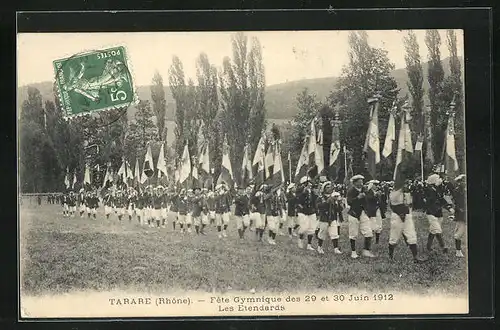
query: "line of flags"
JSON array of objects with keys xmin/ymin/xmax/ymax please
[{"xmin": 62, "ymin": 93, "xmax": 460, "ymax": 193}]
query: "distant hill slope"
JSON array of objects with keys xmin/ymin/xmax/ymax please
[{"xmin": 18, "ymin": 57, "xmax": 462, "ymax": 121}]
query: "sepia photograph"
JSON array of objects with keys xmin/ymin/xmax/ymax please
[{"xmin": 18, "ymin": 28, "xmax": 468, "ymax": 318}]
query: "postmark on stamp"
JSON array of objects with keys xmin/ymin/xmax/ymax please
[{"xmin": 53, "ymin": 46, "xmax": 137, "ymax": 118}]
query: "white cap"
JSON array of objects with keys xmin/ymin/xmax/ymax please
[
  {"xmin": 332, "ymin": 191, "xmax": 341, "ymax": 197},
  {"xmin": 455, "ymin": 174, "xmax": 466, "ymax": 181},
  {"xmin": 320, "ymin": 181, "xmax": 332, "ymax": 193},
  {"xmin": 367, "ymin": 179, "xmax": 380, "ymax": 185},
  {"xmin": 351, "ymin": 174, "xmax": 364, "ymax": 182},
  {"xmin": 299, "ymin": 176, "xmax": 310, "ymax": 184},
  {"xmin": 287, "ymin": 183, "xmax": 296, "ymax": 190},
  {"xmin": 426, "ymin": 174, "xmax": 441, "ymax": 185}
]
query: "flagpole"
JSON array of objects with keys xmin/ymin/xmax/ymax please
[
  {"xmin": 288, "ymin": 152, "xmax": 292, "ymax": 184},
  {"xmin": 343, "ymin": 145, "xmax": 348, "ymax": 181},
  {"xmin": 420, "ymin": 146, "xmax": 424, "ymax": 181}
]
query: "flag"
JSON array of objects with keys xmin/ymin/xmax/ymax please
[
  {"xmin": 199, "ymin": 141, "xmax": 210, "ymax": 174},
  {"xmin": 295, "ymin": 136, "xmax": 309, "ymax": 183},
  {"xmin": 252, "ymin": 135, "xmax": 266, "ymax": 186},
  {"xmin": 269, "ymin": 142, "xmax": 284, "ymax": 187},
  {"xmin": 315, "ymin": 127, "xmax": 325, "ymax": 174},
  {"xmin": 134, "ymin": 158, "xmax": 140, "ymax": 183},
  {"xmin": 308, "ymin": 119, "xmax": 316, "ymax": 165},
  {"xmin": 330, "ymin": 123, "xmax": 341, "ymax": 167},
  {"xmin": 241, "ymin": 143, "xmax": 253, "ymax": 187},
  {"xmin": 102, "ymin": 162, "xmax": 112, "ymax": 188},
  {"xmin": 444, "ymin": 116, "xmax": 459, "ymax": 178},
  {"xmin": 415, "ymin": 134, "xmax": 423, "ymax": 152},
  {"xmin": 382, "ymin": 112, "xmax": 396, "ymax": 158},
  {"xmin": 342, "ymin": 146, "xmax": 354, "ymax": 187},
  {"xmin": 393, "ymin": 111, "xmax": 414, "ymax": 190},
  {"xmin": 364, "ymin": 99, "xmax": 381, "ymax": 179},
  {"xmin": 126, "ymin": 161, "xmax": 134, "ymax": 181},
  {"xmin": 72, "ymin": 170, "xmax": 77, "ymax": 189},
  {"xmin": 264, "ymin": 139, "xmax": 275, "ymax": 180},
  {"xmin": 64, "ymin": 167, "xmax": 70, "ymax": 189},
  {"xmin": 157, "ymin": 143, "xmax": 168, "ymax": 179},
  {"xmin": 84, "ymin": 164, "xmax": 91, "ymax": 185},
  {"xmin": 217, "ymin": 135, "xmax": 234, "ymax": 188},
  {"xmin": 191, "ymin": 162, "xmax": 199, "ymax": 188},
  {"xmin": 179, "ymin": 143, "xmax": 191, "ymax": 185},
  {"xmin": 140, "ymin": 144, "xmax": 154, "ymax": 184}
]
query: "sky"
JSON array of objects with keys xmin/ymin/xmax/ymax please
[{"xmin": 17, "ymin": 30, "xmax": 463, "ymax": 87}]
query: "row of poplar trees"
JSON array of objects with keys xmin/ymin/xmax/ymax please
[{"xmin": 284, "ymin": 29, "xmax": 464, "ymax": 182}]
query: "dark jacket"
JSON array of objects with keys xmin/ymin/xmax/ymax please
[
  {"xmin": 234, "ymin": 194, "xmax": 250, "ymax": 216},
  {"xmin": 452, "ymin": 184, "xmax": 466, "ymax": 222},
  {"xmin": 264, "ymin": 193, "xmax": 281, "ymax": 217},
  {"xmin": 190, "ymin": 195, "xmax": 203, "ymax": 217},
  {"xmin": 296, "ymin": 188, "xmax": 317, "ymax": 216},
  {"xmin": 424, "ymin": 185, "xmax": 452, "ymax": 217},
  {"xmin": 346, "ymin": 186, "xmax": 367, "ymax": 218},
  {"xmin": 286, "ymin": 192, "xmax": 297, "ymax": 217},
  {"xmin": 365, "ymin": 189, "xmax": 379, "ymax": 217}
]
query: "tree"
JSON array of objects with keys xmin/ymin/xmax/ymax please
[
  {"xmin": 151, "ymin": 71, "xmax": 167, "ymax": 142},
  {"xmin": 328, "ymin": 31, "xmax": 399, "ymax": 175},
  {"xmin": 169, "ymin": 55, "xmax": 187, "ymax": 164},
  {"xmin": 287, "ymin": 88, "xmax": 322, "ymax": 175},
  {"xmin": 196, "ymin": 52, "xmax": 219, "ymax": 166},
  {"xmin": 442, "ymin": 29, "xmax": 465, "ymax": 171},
  {"xmin": 125, "ymin": 100, "xmax": 157, "ymax": 163},
  {"xmin": 403, "ymin": 30, "xmax": 426, "ymax": 154},
  {"xmin": 425, "ymin": 29, "xmax": 446, "ymax": 162},
  {"xmin": 218, "ymin": 33, "xmax": 266, "ymax": 182},
  {"xmin": 247, "ymin": 37, "xmax": 267, "ymax": 158}
]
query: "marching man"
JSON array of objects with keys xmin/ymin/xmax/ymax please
[
  {"xmin": 177, "ymin": 189, "xmax": 187, "ymax": 233},
  {"xmin": 388, "ymin": 180, "xmax": 425, "ymax": 262},
  {"xmin": 78, "ymin": 189, "xmax": 86, "ymax": 217},
  {"xmin": 185, "ymin": 189, "xmax": 194, "ymax": 233},
  {"xmin": 215, "ymin": 184, "xmax": 231, "ymax": 238},
  {"xmin": 234, "ymin": 185, "xmax": 250, "ymax": 240},
  {"xmin": 127, "ymin": 188, "xmax": 136, "ymax": 222},
  {"xmin": 424, "ymin": 174, "xmax": 454, "ymax": 253},
  {"xmin": 264, "ymin": 185, "xmax": 280, "ymax": 245},
  {"xmin": 451, "ymin": 174, "xmax": 466, "ymax": 258},
  {"xmin": 205, "ymin": 188, "xmax": 216, "ymax": 227},
  {"xmin": 191, "ymin": 187, "xmax": 204, "ymax": 235},
  {"xmin": 103, "ymin": 189, "xmax": 114, "ymax": 220},
  {"xmin": 346, "ymin": 174, "xmax": 375, "ymax": 259},
  {"xmin": 286, "ymin": 183, "xmax": 299, "ymax": 238},
  {"xmin": 250, "ymin": 185, "xmax": 266, "ymax": 242},
  {"xmin": 316, "ymin": 181, "xmax": 344, "ymax": 255},
  {"xmin": 296, "ymin": 176, "xmax": 318, "ymax": 251},
  {"xmin": 365, "ymin": 180, "xmax": 383, "ymax": 244},
  {"xmin": 152, "ymin": 187, "xmax": 163, "ymax": 228},
  {"xmin": 89, "ymin": 191, "xmax": 99, "ymax": 219},
  {"xmin": 62, "ymin": 191, "xmax": 70, "ymax": 217},
  {"xmin": 68, "ymin": 191, "xmax": 77, "ymax": 217}
]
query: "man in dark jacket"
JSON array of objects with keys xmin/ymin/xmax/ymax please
[
  {"xmin": 316, "ymin": 182, "xmax": 344, "ymax": 255},
  {"xmin": 286, "ymin": 183, "xmax": 299, "ymax": 238},
  {"xmin": 451, "ymin": 174, "xmax": 466, "ymax": 258},
  {"xmin": 234, "ymin": 186, "xmax": 250, "ymax": 239},
  {"xmin": 346, "ymin": 174, "xmax": 375, "ymax": 259},
  {"xmin": 388, "ymin": 181, "xmax": 425, "ymax": 263},
  {"xmin": 424, "ymin": 174, "xmax": 454, "ymax": 253},
  {"xmin": 296, "ymin": 176, "xmax": 318, "ymax": 251}
]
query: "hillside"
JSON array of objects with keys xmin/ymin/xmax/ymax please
[{"xmin": 18, "ymin": 57, "xmax": 463, "ymax": 122}]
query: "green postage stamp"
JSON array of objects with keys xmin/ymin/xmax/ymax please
[{"xmin": 53, "ymin": 46, "xmax": 136, "ymax": 117}]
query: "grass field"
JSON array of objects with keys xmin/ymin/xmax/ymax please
[{"xmin": 20, "ymin": 202, "xmax": 468, "ymax": 298}]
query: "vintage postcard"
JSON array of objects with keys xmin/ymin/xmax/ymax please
[{"xmin": 18, "ymin": 29, "xmax": 468, "ymax": 319}]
